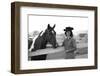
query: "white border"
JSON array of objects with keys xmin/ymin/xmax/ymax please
[{"xmin": 20, "ymin": 7, "xmax": 95, "ymax": 70}]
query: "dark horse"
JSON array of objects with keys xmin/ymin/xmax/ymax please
[{"xmin": 29, "ymin": 24, "xmax": 58, "ymax": 60}]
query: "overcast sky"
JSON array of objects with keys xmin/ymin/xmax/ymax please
[{"xmin": 29, "ymin": 15, "xmax": 88, "ymax": 34}]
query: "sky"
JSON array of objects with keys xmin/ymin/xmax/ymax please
[{"xmin": 28, "ymin": 15, "xmax": 88, "ymax": 34}]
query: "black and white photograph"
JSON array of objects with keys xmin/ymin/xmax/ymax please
[
  {"xmin": 11, "ymin": 2, "xmax": 97, "ymax": 74},
  {"xmin": 28, "ymin": 14, "xmax": 88, "ymax": 60}
]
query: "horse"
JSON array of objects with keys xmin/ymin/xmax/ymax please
[{"xmin": 29, "ymin": 24, "xmax": 58, "ymax": 60}]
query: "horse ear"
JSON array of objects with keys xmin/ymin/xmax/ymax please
[
  {"xmin": 47, "ymin": 24, "xmax": 51, "ymax": 29},
  {"xmin": 53, "ymin": 24, "xmax": 56, "ymax": 29}
]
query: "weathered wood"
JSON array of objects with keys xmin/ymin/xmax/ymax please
[
  {"xmin": 29, "ymin": 43, "xmax": 88, "ymax": 56},
  {"xmin": 29, "ymin": 47, "xmax": 65, "ymax": 57}
]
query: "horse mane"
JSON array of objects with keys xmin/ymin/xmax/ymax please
[{"xmin": 38, "ymin": 31, "xmax": 43, "ymax": 37}]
